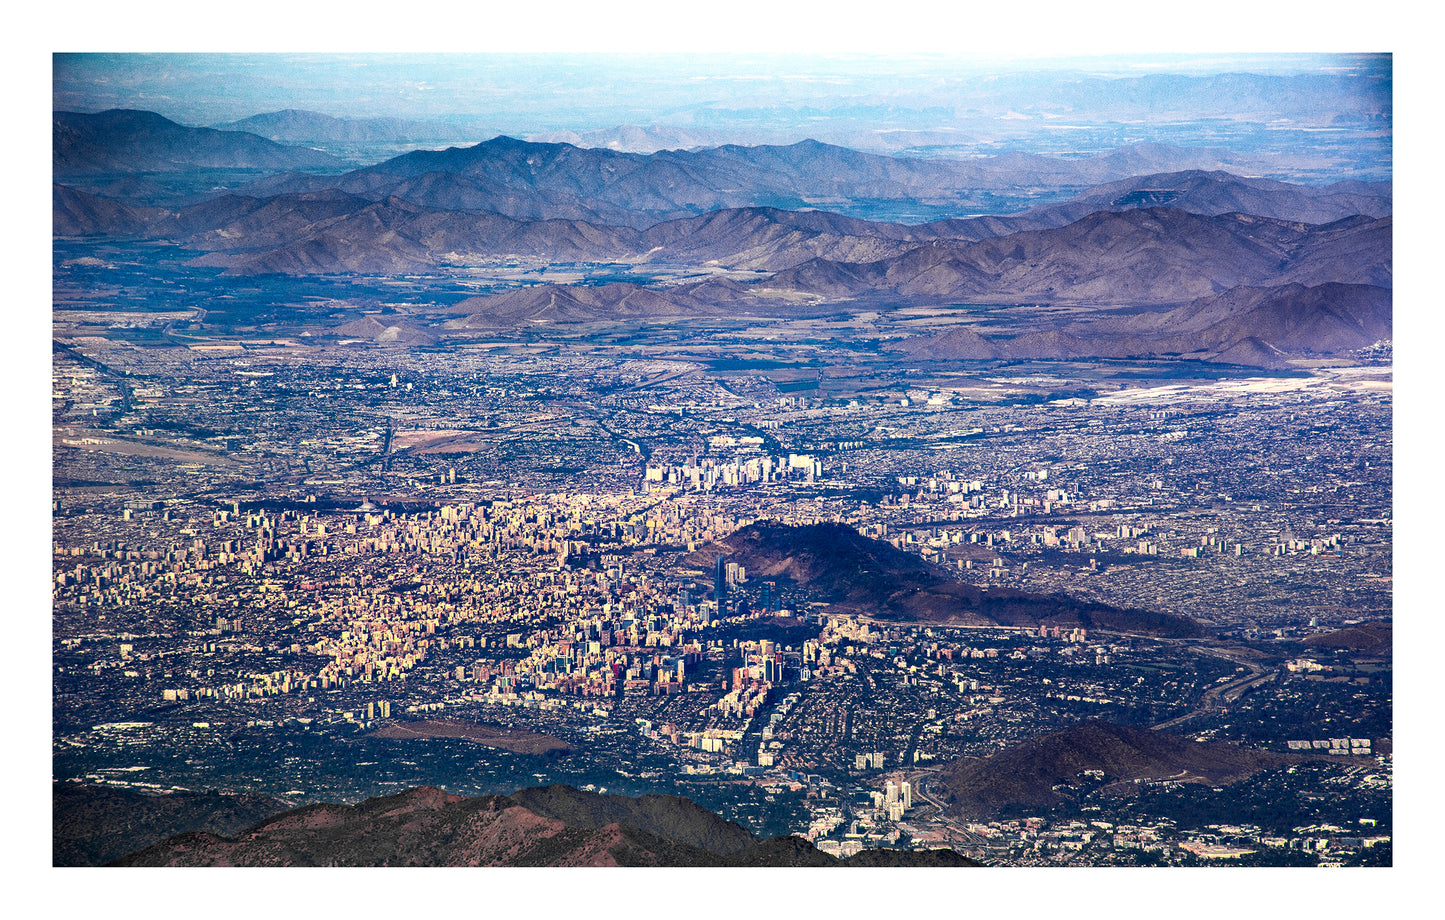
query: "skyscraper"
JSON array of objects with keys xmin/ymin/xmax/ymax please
[{"xmin": 714, "ymin": 555, "xmax": 728, "ymax": 606}]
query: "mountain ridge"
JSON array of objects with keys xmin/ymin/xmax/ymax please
[
  {"xmin": 54, "ymin": 109, "xmax": 349, "ymax": 175},
  {"xmin": 106, "ymin": 783, "xmax": 981, "ymax": 867},
  {"xmin": 898, "ymin": 281, "xmax": 1392, "ymax": 366}
]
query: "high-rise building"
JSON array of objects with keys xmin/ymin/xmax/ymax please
[
  {"xmin": 901, "ymin": 781, "xmax": 912, "ymax": 810},
  {"xmin": 714, "ymin": 555, "xmax": 728, "ymax": 605}
]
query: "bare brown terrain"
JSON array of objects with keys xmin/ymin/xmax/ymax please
[{"xmin": 366, "ymin": 719, "xmax": 573, "ymax": 756}]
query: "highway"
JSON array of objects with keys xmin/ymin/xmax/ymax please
[{"xmin": 1150, "ymin": 644, "xmax": 1276, "ymax": 731}]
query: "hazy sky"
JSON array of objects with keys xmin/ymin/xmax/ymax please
[{"xmin": 53, "ymin": 52, "xmax": 1390, "ymax": 127}]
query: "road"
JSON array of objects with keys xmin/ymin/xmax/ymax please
[
  {"xmin": 1151, "ymin": 644, "xmax": 1276, "ymax": 731},
  {"xmin": 902, "ymin": 766, "xmax": 992, "ymax": 851}
]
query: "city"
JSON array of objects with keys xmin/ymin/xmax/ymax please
[
  {"xmin": 53, "ymin": 317, "xmax": 1392, "ymax": 866},
  {"xmin": 48, "ymin": 49, "xmax": 1393, "ymax": 876}
]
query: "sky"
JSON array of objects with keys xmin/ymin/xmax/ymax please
[{"xmin": 53, "ymin": 52, "xmax": 1391, "ymax": 127}]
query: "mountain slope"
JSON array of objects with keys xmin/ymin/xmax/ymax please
[
  {"xmin": 53, "ymin": 783, "xmax": 289, "ymax": 867},
  {"xmin": 53, "ymin": 185, "xmax": 167, "ymax": 237},
  {"xmin": 108, "ymin": 784, "xmax": 979, "ymax": 867},
  {"xmin": 1145, "ymin": 281, "xmax": 1392, "ymax": 354},
  {"xmin": 897, "ymin": 281, "xmax": 1392, "ymax": 366},
  {"xmin": 54, "ymin": 109, "xmax": 348, "ymax": 175}
]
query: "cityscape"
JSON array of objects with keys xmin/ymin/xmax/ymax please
[{"xmin": 46, "ymin": 46, "xmax": 1397, "ymax": 888}]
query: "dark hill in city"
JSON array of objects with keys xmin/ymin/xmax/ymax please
[
  {"xmin": 1303, "ymin": 620, "xmax": 1392, "ymax": 653},
  {"xmin": 108, "ymin": 784, "xmax": 979, "ymax": 867},
  {"xmin": 53, "ymin": 783, "xmax": 290, "ymax": 867},
  {"xmin": 699, "ymin": 521, "xmax": 1205, "ymax": 637},
  {"xmin": 939, "ymin": 722, "xmax": 1295, "ymax": 820}
]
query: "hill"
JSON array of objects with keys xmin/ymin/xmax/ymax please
[
  {"xmin": 1133, "ymin": 281, "xmax": 1392, "ymax": 355},
  {"xmin": 108, "ymin": 784, "xmax": 979, "ymax": 867},
  {"xmin": 53, "ymin": 184, "xmax": 166, "ymax": 237},
  {"xmin": 443, "ymin": 275, "xmax": 824, "ymax": 328},
  {"xmin": 696, "ymin": 521, "xmax": 1204, "ymax": 637},
  {"xmin": 331, "ymin": 315, "xmax": 438, "ymax": 346},
  {"xmin": 445, "ymin": 282, "xmax": 722, "ymax": 327},
  {"xmin": 1303, "ymin": 621, "xmax": 1392, "ymax": 652},
  {"xmin": 939, "ymin": 722, "xmax": 1295, "ymax": 820},
  {"xmin": 53, "ymin": 783, "xmax": 289, "ymax": 867},
  {"xmin": 54, "ymin": 109, "xmax": 348, "ymax": 175}
]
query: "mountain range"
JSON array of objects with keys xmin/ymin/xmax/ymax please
[
  {"xmin": 107, "ymin": 783, "xmax": 979, "ymax": 867},
  {"xmin": 53, "ymin": 181, "xmax": 1392, "ymax": 350},
  {"xmin": 694, "ymin": 521, "xmax": 1205, "ymax": 638},
  {"xmin": 763, "ymin": 208, "xmax": 1391, "ymax": 305},
  {"xmin": 915, "ymin": 169, "xmax": 1390, "ymax": 241},
  {"xmin": 51, "ymin": 111, "xmax": 1392, "ymax": 364},
  {"xmin": 55, "ymin": 113, "xmax": 1390, "ymax": 227}
]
